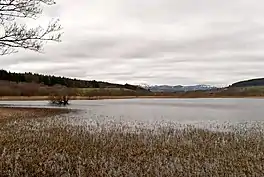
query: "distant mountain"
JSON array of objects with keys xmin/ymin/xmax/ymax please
[
  {"xmin": 231, "ymin": 78, "xmax": 264, "ymax": 87},
  {"xmin": 144, "ymin": 85, "xmax": 217, "ymax": 93}
]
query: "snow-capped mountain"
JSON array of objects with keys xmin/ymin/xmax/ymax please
[{"xmin": 143, "ymin": 85, "xmax": 217, "ymax": 92}]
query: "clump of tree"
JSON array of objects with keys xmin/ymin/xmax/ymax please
[
  {"xmin": 49, "ymin": 95, "xmax": 70, "ymax": 105},
  {"xmin": 48, "ymin": 85, "xmax": 73, "ymax": 105}
]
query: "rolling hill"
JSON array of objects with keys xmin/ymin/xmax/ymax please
[
  {"xmin": 0, "ymin": 69, "xmax": 148, "ymax": 92},
  {"xmin": 231, "ymin": 78, "xmax": 264, "ymax": 87}
]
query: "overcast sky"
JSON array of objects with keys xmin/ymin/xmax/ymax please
[{"xmin": 2, "ymin": 0, "xmax": 264, "ymax": 86}]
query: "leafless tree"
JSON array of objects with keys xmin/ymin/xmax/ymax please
[{"xmin": 0, "ymin": 0, "xmax": 62, "ymax": 55}]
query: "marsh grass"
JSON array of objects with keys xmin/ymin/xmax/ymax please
[
  {"xmin": 0, "ymin": 107, "xmax": 70, "ymax": 124},
  {"xmin": 1, "ymin": 114, "xmax": 264, "ymax": 176}
]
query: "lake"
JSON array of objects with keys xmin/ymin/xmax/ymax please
[{"xmin": 1, "ymin": 98, "xmax": 264, "ymax": 128}]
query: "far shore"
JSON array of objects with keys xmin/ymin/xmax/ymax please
[{"xmin": 0, "ymin": 95, "xmax": 264, "ymax": 101}]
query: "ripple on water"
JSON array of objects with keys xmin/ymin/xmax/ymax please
[{"xmin": 48, "ymin": 109, "xmax": 264, "ymax": 135}]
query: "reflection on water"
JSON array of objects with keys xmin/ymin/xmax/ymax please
[{"xmin": 1, "ymin": 98, "xmax": 264, "ymax": 128}]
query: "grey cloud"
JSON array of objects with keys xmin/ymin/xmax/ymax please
[
  {"xmin": 60, "ymin": 21, "xmax": 264, "ymax": 60},
  {"xmin": 2, "ymin": 0, "xmax": 264, "ymax": 86}
]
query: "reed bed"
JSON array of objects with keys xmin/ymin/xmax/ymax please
[
  {"xmin": 1, "ymin": 113, "xmax": 264, "ymax": 176},
  {"xmin": 0, "ymin": 107, "xmax": 70, "ymax": 123}
]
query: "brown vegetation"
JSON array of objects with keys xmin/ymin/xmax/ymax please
[
  {"xmin": 1, "ymin": 115, "xmax": 264, "ymax": 176},
  {"xmin": 151, "ymin": 87, "xmax": 264, "ymax": 98},
  {"xmin": 0, "ymin": 80, "xmax": 149, "ymax": 98},
  {"xmin": 1, "ymin": 79, "xmax": 264, "ymax": 100},
  {"xmin": 49, "ymin": 95, "xmax": 70, "ymax": 105},
  {"xmin": 0, "ymin": 80, "xmax": 75, "ymax": 97},
  {"xmin": 0, "ymin": 107, "xmax": 70, "ymax": 123}
]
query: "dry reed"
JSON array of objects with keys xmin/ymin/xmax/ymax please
[{"xmin": 0, "ymin": 111, "xmax": 264, "ymax": 176}]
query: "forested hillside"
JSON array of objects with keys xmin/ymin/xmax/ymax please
[
  {"xmin": 231, "ymin": 78, "xmax": 264, "ymax": 87},
  {"xmin": 0, "ymin": 70, "xmax": 147, "ymax": 91}
]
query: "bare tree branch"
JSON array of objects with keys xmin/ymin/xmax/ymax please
[{"xmin": 0, "ymin": 0, "xmax": 62, "ymax": 55}]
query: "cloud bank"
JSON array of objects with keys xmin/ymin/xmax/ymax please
[{"xmin": 2, "ymin": 0, "xmax": 264, "ymax": 86}]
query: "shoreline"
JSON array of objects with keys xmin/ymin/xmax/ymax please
[{"xmin": 0, "ymin": 95, "xmax": 264, "ymax": 101}]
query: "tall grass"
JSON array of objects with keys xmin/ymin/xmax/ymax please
[{"xmin": 1, "ymin": 114, "xmax": 264, "ymax": 176}]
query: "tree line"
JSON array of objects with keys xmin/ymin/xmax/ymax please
[
  {"xmin": 0, "ymin": 70, "xmax": 148, "ymax": 92},
  {"xmin": 231, "ymin": 78, "xmax": 264, "ymax": 87},
  {"xmin": 0, "ymin": 80, "xmax": 151, "ymax": 97}
]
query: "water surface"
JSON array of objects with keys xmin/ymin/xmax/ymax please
[{"xmin": 1, "ymin": 98, "xmax": 263, "ymax": 126}]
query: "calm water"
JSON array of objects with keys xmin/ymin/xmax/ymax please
[{"xmin": 1, "ymin": 98, "xmax": 264, "ymax": 126}]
